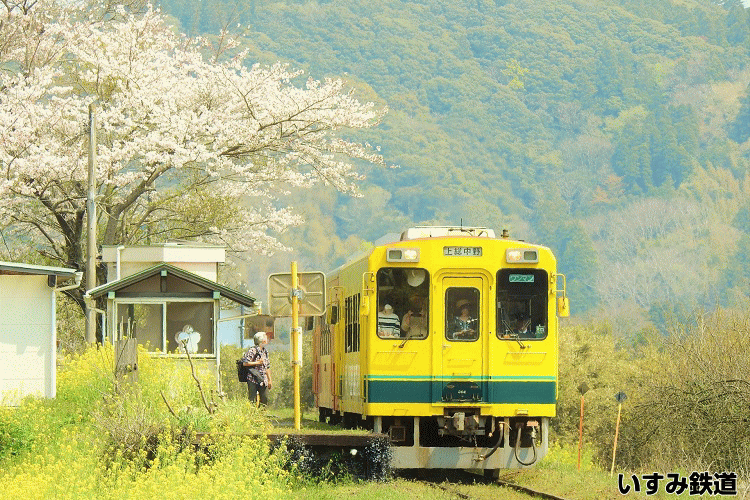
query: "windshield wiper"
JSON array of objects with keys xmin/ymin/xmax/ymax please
[
  {"xmin": 399, "ymin": 334, "xmax": 415, "ymax": 348},
  {"xmin": 502, "ymin": 330, "xmax": 528, "ymax": 349},
  {"xmin": 512, "ymin": 333, "xmax": 528, "ymax": 349}
]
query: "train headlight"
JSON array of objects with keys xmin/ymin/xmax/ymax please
[
  {"xmin": 387, "ymin": 248, "xmax": 420, "ymax": 263},
  {"xmin": 506, "ymin": 248, "xmax": 539, "ymax": 264}
]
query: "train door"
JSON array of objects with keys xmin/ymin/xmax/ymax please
[{"xmin": 440, "ymin": 275, "xmax": 486, "ymax": 403}]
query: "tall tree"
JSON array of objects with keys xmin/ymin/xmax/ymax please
[
  {"xmin": 729, "ymin": 83, "xmax": 750, "ymax": 144},
  {"xmin": 0, "ymin": 0, "xmax": 387, "ymax": 312}
]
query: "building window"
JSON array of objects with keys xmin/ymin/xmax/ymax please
[
  {"xmin": 116, "ymin": 303, "xmax": 164, "ymax": 351},
  {"xmin": 167, "ymin": 302, "xmax": 213, "ymax": 353},
  {"xmin": 116, "ymin": 301, "xmax": 215, "ymax": 354}
]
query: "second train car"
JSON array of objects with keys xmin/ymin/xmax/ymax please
[{"xmin": 311, "ymin": 226, "xmax": 569, "ymax": 472}]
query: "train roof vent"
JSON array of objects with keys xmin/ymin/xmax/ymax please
[{"xmin": 400, "ymin": 226, "xmax": 496, "ymax": 240}]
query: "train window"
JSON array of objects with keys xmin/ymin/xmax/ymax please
[
  {"xmin": 376, "ymin": 267, "xmax": 430, "ymax": 340},
  {"xmin": 320, "ymin": 318, "xmax": 331, "ymax": 356},
  {"xmin": 496, "ymin": 269, "xmax": 548, "ymax": 340},
  {"xmin": 445, "ymin": 287, "xmax": 480, "ymax": 342},
  {"xmin": 345, "ymin": 294, "xmax": 360, "ymax": 352}
]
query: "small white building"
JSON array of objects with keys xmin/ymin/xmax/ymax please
[
  {"xmin": 100, "ymin": 242, "xmax": 226, "ymax": 282},
  {"xmin": 0, "ymin": 262, "xmax": 80, "ymax": 405}
]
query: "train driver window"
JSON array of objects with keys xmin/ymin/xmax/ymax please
[
  {"xmin": 496, "ymin": 269, "xmax": 548, "ymax": 340},
  {"xmin": 376, "ymin": 267, "xmax": 429, "ymax": 340},
  {"xmin": 445, "ymin": 287, "xmax": 479, "ymax": 341}
]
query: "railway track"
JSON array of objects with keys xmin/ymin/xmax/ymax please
[
  {"xmin": 494, "ymin": 478, "xmax": 571, "ymax": 500},
  {"xmin": 397, "ymin": 469, "xmax": 570, "ymax": 500}
]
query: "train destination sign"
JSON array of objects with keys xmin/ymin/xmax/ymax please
[
  {"xmin": 443, "ymin": 246, "xmax": 482, "ymax": 257},
  {"xmin": 509, "ymin": 274, "xmax": 535, "ymax": 283}
]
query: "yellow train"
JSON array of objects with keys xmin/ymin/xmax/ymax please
[{"xmin": 311, "ymin": 226, "xmax": 569, "ymax": 472}]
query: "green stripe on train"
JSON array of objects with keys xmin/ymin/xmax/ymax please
[{"xmin": 366, "ymin": 380, "xmax": 556, "ymax": 404}]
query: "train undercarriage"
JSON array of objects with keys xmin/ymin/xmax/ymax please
[{"xmin": 319, "ymin": 407, "xmax": 548, "ymax": 470}]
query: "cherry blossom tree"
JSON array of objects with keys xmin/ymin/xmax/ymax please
[{"xmin": 0, "ymin": 1, "xmax": 387, "ymax": 312}]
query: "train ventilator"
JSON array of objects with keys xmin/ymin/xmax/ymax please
[{"xmin": 311, "ymin": 226, "xmax": 569, "ymax": 473}]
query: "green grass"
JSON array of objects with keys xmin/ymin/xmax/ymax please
[{"xmin": 6, "ymin": 342, "xmax": 748, "ymax": 499}]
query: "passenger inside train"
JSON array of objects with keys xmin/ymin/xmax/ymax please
[{"xmin": 449, "ymin": 299, "xmax": 478, "ymax": 340}]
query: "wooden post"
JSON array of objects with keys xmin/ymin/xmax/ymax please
[
  {"xmin": 114, "ymin": 337, "xmax": 138, "ymax": 384},
  {"xmin": 610, "ymin": 391, "xmax": 626, "ymax": 477},
  {"xmin": 577, "ymin": 381, "xmax": 589, "ymax": 471},
  {"xmin": 578, "ymin": 394, "xmax": 585, "ymax": 470}
]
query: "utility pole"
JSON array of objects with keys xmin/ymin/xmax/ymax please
[
  {"xmin": 291, "ymin": 261, "xmax": 301, "ymax": 430},
  {"xmin": 85, "ymin": 103, "xmax": 97, "ymax": 344}
]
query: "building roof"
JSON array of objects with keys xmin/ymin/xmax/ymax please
[
  {"xmin": 0, "ymin": 261, "xmax": 79, "ymax": 278},
  {"xmin": 85, "ymin": 262, "xmax": 255, "ymax": 307},
  {"xmin": 100, "ymin": 242, "xmax": 226, "ymax": 264}
]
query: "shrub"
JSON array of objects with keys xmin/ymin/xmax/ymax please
[
  {"xmin": 633, "ymin": 309, "xmax": 750, "ymax": 475},
  {"xmin": 56, "ymin": 342, "xmax": 117, "ymax": 416},
  {"xmin": 266, "ymin": 335, "xmax": 314, "ymax": 410},
  {"xmin": 0, "ymin": 410, "xmax": 34, "ymax": 459},
  {"xmin": 554, "ymin": 321, "xmax": 661, "ymax": 471},
  {"xmin": 93, "ymin": 388, "xmax": 174, "ymax": 470},
  {"xmin": 556, "ymin": 310, "xmax": 750, "ymax": 478},
  {"xmin": 0, "ymin": 342, "xmax": 295, "ymax": 499},
  {"xmin": 219, "ymin": 344, "xmax": 247, "ymax": 400}
]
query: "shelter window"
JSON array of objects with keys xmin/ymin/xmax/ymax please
[
  {"xmin": 496, "ymin": 269, "xmax": 548, "ymax": 340},
  {"xmin": 116, "ymin": 300, "xmax": 214, "ymax": 355},
  {"xmin": 116, "ymin": 303, "xmax": 163, "ymax": 351}
]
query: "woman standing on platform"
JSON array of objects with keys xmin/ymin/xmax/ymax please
[{"xmin": 242, "ymin": 332, "xmax": 273, "ymax": 406}]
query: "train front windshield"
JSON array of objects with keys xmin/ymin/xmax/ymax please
[
  {"xmin": 376, "ymin": 267, "xmax": 549, "ymax": 341},
  {"xmin": 496, "ymin": 269, "xmax": 548, "ymax": 340},
  {"xmin": 376, "ymin": 267, "xmax": 430, "ymax": 340},
  {"xmin": 444, "ymin": 286, "xmax": 480, "ymax": 342}
]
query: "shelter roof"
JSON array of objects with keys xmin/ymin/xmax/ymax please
[{"xmin": 85, "ymin": 262, "xmax": 255, "ymax": 307}]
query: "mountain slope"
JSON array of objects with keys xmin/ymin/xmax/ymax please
[{"xmin": 159, "ymin": 0, "xmax": 750, "ymax": 324}]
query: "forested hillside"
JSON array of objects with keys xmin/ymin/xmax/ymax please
[{"xmin": 158, "ymin": 0, "xmax": 750, "ymax": 329}]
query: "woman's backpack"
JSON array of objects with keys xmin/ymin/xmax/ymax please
[{"xmin": 236, "ymin": 359, "xmax": 249, "ymax": 382}]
